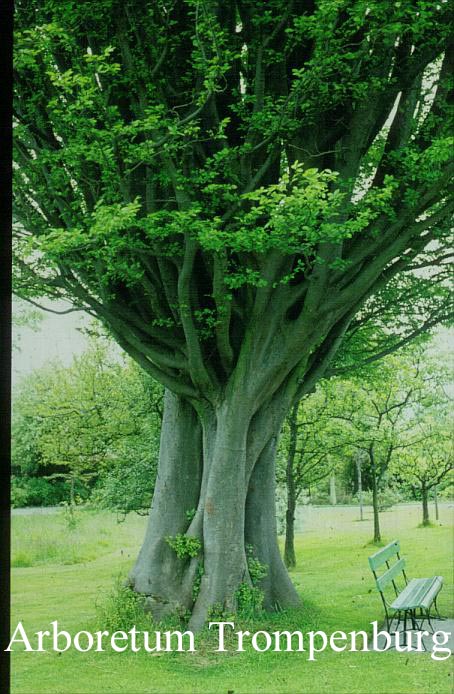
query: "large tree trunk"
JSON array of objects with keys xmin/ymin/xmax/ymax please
[
  {"xmin": 245, "ymin": 436, "xmax": 301, "ymax": 611},
  {"xmin": 421, "ymin": 483, "xmax": 430, "ymax": 526},
  {"xmin": 129, "ymin": 388, "xmax": 301, "ymax": 629},
  {"xmin": 128, "ymin": 390, "xmax": 203, "ymax": 618}
]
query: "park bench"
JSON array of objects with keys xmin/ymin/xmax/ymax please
[{"xmin": 368, "ymin": 540, "xmax": 443, "ymax": 634}]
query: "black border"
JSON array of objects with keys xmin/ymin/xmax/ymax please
[{"xmin": 0, "ymin": 0, "xmax": 13, "ymax": 692}]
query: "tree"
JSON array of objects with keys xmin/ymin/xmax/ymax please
[
  {"xmin": 12, "ymin": 298, "xmax": 42, "ymax": 352},
  {"xmin": 12, "ymin": 339, "xmax": 163, "ymax": 513},
  {"xmin": 13, "ymin": 2, "xmax": 454, "ymax": 628},
  {"xmin": 393, "ymin": 416, "xmax": 453, "ymax": 526},
  {"xmin": 335, "ymin": 346, "xmax": 450, "ymax": 542},
  {"xmin": 277, "ymin": 386, "xmax": 350, "ymax": 568}
]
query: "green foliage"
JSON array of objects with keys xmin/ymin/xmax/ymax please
[
  {"xmin": 95, "ymin": 579, "xmax": 150, "ymax": 633},
  {"xmin": 235, "ymin": 582, "xmax": 265, "ymax": 618},
  {"xmin": 246, "ymin": 545, "xmax": 268, "ymax": 585},
  {"xmin": 207, "ymin": 603, "xmax": 228, "ymax": 622},
  {"xmin": 12, "ymin": 299, "xmax": 43, "ymax": 353},
  {"xmin": 92, "ymin": 454, "xmax": 157, "ymax": 518},
  {"xmin": 12, "ymin": 0, "xmax": 454, "ymax": 408},
  {"xmin": 279, "ymin": 341, "xmax": 451, "ymax": 540},
  {"xmin": 11, "ymin": 475, "xmax": 67, "ymax": 508},
  {"xmin": 234, "ymin": 546, "xmax": 268, "ymax": 617},
  {"xmin": 192, "ymin": 562, "xmax": 204, "ymax": 601},
  {"xmin": 353, "ymin": 488, "xmax": 402, "ymax": 512},
  {"xmin": 392, "ymin": 414, "xmax": 453, "ymax": 493},
  {"xmin": 12, "ymin": 335, "xmax": 163, "ymax": 512},
  {"xmin": 277, "ymin": 383, "xmax": 354, "ymax": 500},
  {"xmin": 165, "ymin": 534, "xmax": 201, "ymax": 560}
]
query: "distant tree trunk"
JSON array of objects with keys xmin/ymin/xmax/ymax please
[
  {"xmin": 371, "ymin": 479, "xmax": 381, "ymax": 543},
  {"xmin": 421, "ymin": 482, "xmax": 430, "ymax": 526},
  {"xmin": 356, "ymin": 451, "xmax": 364, "ymax": 521},
  {"xmin": 370, "ymin": 450, "xmax": 381, "ymax": 543},
  {"xmin": 329, "ymin": 474, "xmax": 337, "ymax": 505},
  {"xmin": 69, "ymin": 476, "xmax": 75, "ymax": 508},
  {"xmin": 434, "ymin": 485, "xmax": 439, "ymax": 521},
  {"xmin": 284, "ymin": 404, "xmax": 298, "ymax": 569},
  {"xmin": 284, "ymin": 496, "xmax": 297, "ymax": 569}
]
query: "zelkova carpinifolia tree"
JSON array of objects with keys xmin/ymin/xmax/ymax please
[
  {"xmin": 14, "ymin": 2, "xmax": 454, "ymax": 628},
  {"xmin": 394, "ymin": 415, "xmax": 453, "ymax": 527}
]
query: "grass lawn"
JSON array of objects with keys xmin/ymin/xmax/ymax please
[{"xmin": 10, "ymin": 503, "xmax": 454, "ymax": 694}]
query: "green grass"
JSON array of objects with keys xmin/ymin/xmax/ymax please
[
  {"xmin": 11, "ymin": 509, "xmax": 145, "ymax": 568},
  {"xmin": 10, "ymin": 503, "xmax": 454, "ymax": 694}
]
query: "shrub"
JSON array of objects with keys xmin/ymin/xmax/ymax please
[
  {"xmin": 235, "ymin": 546, "xmax": 268, "ymax": 617},
  {"xmin": 309, "ymin": 489, "xmax": 331, "ymax": 505},
  {"xmin": 11, "ymin": 476, "xmax": 68, "ymax": 508},
  {"xmin": 353, "ymin": 488, "xmax": 402, "ymax": 511},
  {"xmin": 235, "ymin": 583, "xmax": 264, "ymax": 617},
  {"xmin": 95, "ymin": 580, "xmax": 151, "ymax": 632}
]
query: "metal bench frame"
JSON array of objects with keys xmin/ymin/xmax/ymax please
[{"xmin": 368, "ymin": 540, "xmax": 443, "ymax": 643}]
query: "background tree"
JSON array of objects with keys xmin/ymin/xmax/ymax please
[
  {"xmin": 393, "ymin": 414, "xmax": 453, "ymax": 526},
  {"xmin": 277, "ymin": 387, "xmax": 351, "ymax": 568},
  {"xmin": 13, "ymin": 1, "xmax": 454, "ymax": 627},
  {"xmin": 276, "ymin": 321, "xmax": 446, "ymax": 565},
  {"xmin": 336, "ymin": 347, "xmax": 449, "ymax": 542},
  {"xmin": 12, "ymin": 339, "xmax": 163, "ymax": 513}
]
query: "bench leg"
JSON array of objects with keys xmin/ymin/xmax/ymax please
[
  {"xmin": 433, "ymin": 596, "xmax": 444, "ymax": 620},
  {"xmin": 396, "ymin": 611, "xmax": 414, "ymax": 649},
  {"xmin": 418, "ymin": 607, "xmax": 439, "ymax": 633},
  {"xmin": 389, "ymin": 610, "xmax": 404, "ymax": 635},
  {"xmin": 396, "ymin": 611, "xmax": 428, "ymax": 652},
  {"xmin": 403, "ymin": 612, "xmax": 408, "ymax": 646},
  {"xmin": 426, "ymin": 609, "xmax": 434, "ymax": 632}
]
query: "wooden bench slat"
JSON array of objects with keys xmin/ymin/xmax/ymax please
[
  {"xmin": 391, "ymin": 576, "xmax": 443, "ymax": 611},
  {"xmin": 420, "ymin": 576, "xmax": 443, "ymax": 609},
  {"xmin": 368, "ymin": 540, "xmax": 400, "ymax": 571},
  {"xmin": 376, "ymin": 557, "xmax": 406, "ymax": 592}
]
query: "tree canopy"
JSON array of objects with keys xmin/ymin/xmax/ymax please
[{"xmin": 14, "ymin": 0, "xmax": 454, "ymax": 403}]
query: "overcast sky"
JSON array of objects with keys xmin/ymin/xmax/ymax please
[{"xmin": 12, "ymin": 300, "xmax": 91, "ymax": 388}]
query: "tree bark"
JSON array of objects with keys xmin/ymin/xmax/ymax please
[
  {"xmin": 245, "ymin": 436, "xmax": 301, "ymax": 610},
  {"xmin": 284, "ymin": 404, "xmax": 298, "ymax": 568},
  {"xmin": 356, "ymin": 451, "xmax": 364, "ymax": 521},
  {"xmin": 284, "ymin": 502, "xmax": 297, "ymax": 569},
  {"xmin": 329, "ymin": 474, "xmax": 337, "ymax": 505},
  {"xmin": 421, "ymin": 483, "xmax": 430, "ymax": 526},
  {"xmin": 371, "ymin": 458, "xmax": 381, "ymax": 543},
  {"xmin": 434, "ymin": 485, "xmax": 439, "ymax": 521},
  {"xmin": 128, "ymin": 390, "xmax": 203, "ymax": 618},
  {"xmin": 129, "ymin": 388, "xmax": 301, "ymax": 628}
]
